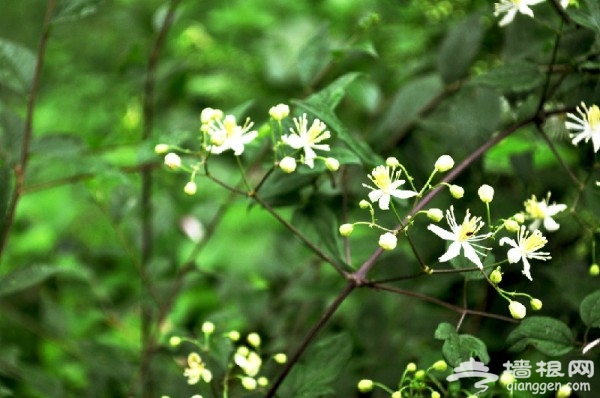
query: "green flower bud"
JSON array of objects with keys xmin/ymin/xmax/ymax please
[
  {"xmin": 504, "ymin": 219, "xmax": 520, "ymax": 233},
  {"xmin": 339, "ymin": 223, "xmax": 354, "ymax": 237},
  {"xmin": 359, "ymin": 200, "xmax": 371, "ymax": 209},
  {"xmin": 432, "ymin": 360, "xmax": 447, "ymax": 372},
  {"xmin": 499, "ymin": 371, "xmax": 515, "ymax": 387},
  {"xmin": 431, "ymin": 392, "xmax": 441, "ymax": 398},
  {"xmin": 490, "ymin": 267, "xmax": 503, "ymax": 284},
  {"xmin": 513, "ymin": 212, "xmax": 525, "ymax": 224},
  {"xmin": 386, "ymin": 157, "xmax": 400, "ymax": 167},
  {"xmin": 414, "ymin": 370, "xmax": 426, "ymax": 380},
  {"xmin": 154, "ymin": 143, "xmax": 169, "ymax": 154},
  {"xmin": 325, "ymin": 157, "xmax": 340, "ymax": 172},
  {"xmin": 406, "ymin": 362, "xmax": 417, "ymax": 372},
  {"xmin": 530, "ymin": 298, "xmax": 543, "ymax": 311},
  {"xmin": 247, "ymin": 332, "xmax": 261, "ymax": 347},
  {"xmin": 169, "ymin": 336, "xmax": 181, "ymax": 347},
  {"xmin": 164, "ymin": 153, "xmax": 181, "ymax": 169},
  {"xmin": 184, "ymin": 181, "xmax": 197, "ymax": 196},
  {"xmin": 449, "ymin": 184, "xmax": 464, "ymax": 199},
  {"xmin": 357, "ymin": 379, "xmax": 374, "ymax": 392},
  {"xmin": 201, "ymin": 321, "xmax": 215, "ymax": 334},
  {"xmin": 434, "ymin": 155, "xmax": 454, "ymax": 172},
  {"xmin": 508, "ymin": 300, "xmax": 526, "ymax": 319},
  {"xmin": 241, "ymin": 376, "xmax": 257, "ymax": 390},
  {"xmin": 257, "ymin": 376, "xmax": 269, "ymax": 387},
  {"xmin": 590, "ymin": 263, "xmax": 599, "ymax": 276},
  {"xmin": 378, "ymin": 232, "xmax": 397, "ymax": 251},
  {"xmin": 226, "ymin": 330, "xmax": 240, "ymax": 341},
  {"xmin": 268, "ymin": 104, "xmax": 289, "ymax": 121},
  {"xmin": 427, "ymin": 208, "xmax": 444, "ymax": 222},
  {"xmin": 273, "ymin": 353, "xmax": 287, "ymax": 364},
  {"xmin": 556, "ymin": 384, "xmax": 572, "ymax": 397}
]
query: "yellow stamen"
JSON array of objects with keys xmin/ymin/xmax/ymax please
[
  {"xmin": 522, "ymin": 230, "xmax": 547, "ymax": 252},
  {"xmin": 458, "ymin": 213, "xmax": 482, "ymax": 242},
  {"xmin": 524, "ymin": 195, "xmax": 545, "ymax": 219},
  {"xmin": 371, "ymin": 166, "xmax": 392, "ymax": 191},
  {"xmin": 585, "ymin": 104, "xmax": 600, "ymax": 129}
]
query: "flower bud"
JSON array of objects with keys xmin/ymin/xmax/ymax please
[
  {"xmin": 247, "ymin": 333, "xmax": 261, "ymax": 347},
  {"xmin": 200, "ymin": 107, "xmax": 223, "ymax": 124},
  {"xmin": 508, "ymin": 300, "xmax": 526, "ymax": 319},
  {"xmin": 392, "ymin": 392, "xmax": 401, "ymax": 398},
  {"xmin": 426, "ymin": 208, "xmax": 444, "ymax": 222},
  {"xmin": 499, "ymin": 371, "xmax": 515, "ymax": 386},
  {"xmin": 154, "ymin": 143, "xmax": 169, "ymax": 154},
  {"xmin": 257, "ymin": 377, "xmax": 269, "ymax": 387},
  {"xmin": 241, "ymin": 376, "xmax": 257, "ymax": 390},
  {"xmin": 357, "ymin": 379, "xmax": 374, "ymax": 392},
  {"xmin": 449, "ymin": 184, "xmax": 464, "ymax": 199},
  {"xmin": 169, "ymin": 336, "xmax": 181, "ymax": 347},
  {"xmin": 325, "ymin": 157, "xmax": 340, "ymax": 172},
  {"xmin": 386, "ymin": 157, "xmax": 400, "ymax": 167},
  {"xmin": 431, "ymin": 392, "xmax": 441, "ymax": 398},
  {"xmin": 339, "ymin": 223, "xmax": 354, "ymax": 237},
  {"xmin": 226, "ymin": 330, "xmax": 240, "ymax": 341},
  {"xmin": 201, "ymin": 321, "xmax": 215, "ymax": 334},
  {"xmin": 432, "ymin": 360, "xmax": 447, "ymax": 372},
  {"xmin": 530, "ymin": 298, "xmax": 543, "ymax": 311},
  {"xmin": 478, "ymin": 184, "xmax": 494, "ymax": 203},
  {"xmin": 164, "ymin": 153, "xmax": 181, "ymax": 169},
  {"xmin": 406, "ymin": 362, "xmax": 417, "ymax": 372},
  {"xmin": 279, "ymin": 156, "xmax": 297, "ymax": 173},
  {"xmin": 557, "ymin": 384, "xmax": 572, "ymax": 397},
  {"xmin": 184, "ymin": 181, "xmax": 197, "ymax": 196},
  {"xmin": 273, "ymin": 353, "xmax": 287, "ymax": 364},
  {"xmin": 268, "ymin": 104, "xmax": 290, "ymax": 121},
  {"xmin": 490, "ymin": 267, "xmax": 503, "ymax": 284},
  {"xmin": 513, "ymin": 212, "xmax": 525, "ymax": 224},
  {"xmin": 359, "ymin": 200, "xmax": 370, "ymax": 209},
  {"xmin": 414, "ymin": 370, "xmax": 426, "ymax": 380},
  {"xmin": 378, "ymin": 232, "xmax": 397, "ymax": 251},
  {"xmin": 435, "ymin": 155, "xmax": 454, "ymax": 172},
  {"xmin": 590, "ymin": 263, "xmax": 599, "ymax": 276},
  {"xmin": 504, "ymin": 219, "xmax": 520, "ymax": 233}
]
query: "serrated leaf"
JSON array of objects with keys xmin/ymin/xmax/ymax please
[
  {"xmin": 471, "ymin": 61, "xmax": 543, "ymax": 92},
  {"xmin": 443, "ymin": 335, "xmax": 490, "ymax": 367},
  {"xmin": 297, "ymin": 24, "xmax": 331, "ymax": 87},
  {"xmin": 279, "ymin": 333, "xmax": 352, "ymax": 398},
  {"xmin": 0, "ymin": 265, "xmax": 68, "ymax": 297},
  {"xmin": 0, "ymin": 39, "xmax": 35, "ymax": 94},
  {"xmin": 507, "ymin": 316, "xmax": 574, "ymax": 356},
  {"xmin": 438, "ymin": 13, "xmax": 484, "ymax": 84},
  {"xmin": 580, "ymin": 290, "xmax": 600, "ymax": 328}
]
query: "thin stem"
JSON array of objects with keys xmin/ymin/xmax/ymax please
[{"xmin": 0, "ymin": 0, "xmax": 57, "ymax": 261}]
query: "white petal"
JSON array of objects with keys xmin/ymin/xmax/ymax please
[
  {"xmin": 546, "ymin": 203, "xmax": 567, "ymax": 216},
  {"xmin": 427, "ymin": 224, "xmax": 456, "ymax": 241},
  {"xmin": 368, "ymin": 190, "xmax": 383, "ymax": 204},
  {"xmin": 378, "ymin": 194, "xmax": 391, "ymax": 210},
  {"xmin": 499, "ymin": 237, "xmax": 517, "ymax": 248},
  {"xmin": 462, "ymin": 243, "xmax": 483, "ymax": 268},
  {"xmin": 499, "ymin": 9, "xmax": 517, "ymax": 26},
  {"xmin": 390, "ymin": 189, "xmax": 418, "ymax": 200},
  {"xmin": 506, "ymin": 247, "xmax": 523, "ymax": 264},
  {"xmin": 438, "ymin": 241, "xmax": 462, "ymax": 263},
  {"xmin": 521, "ymin": 257, "xmax": 533, "ymax": 281},
  {"xmin": 281, "ymin": 134, "xmax": 303, "ymax": 149},
  {"xmin": 543, "ymin": 216, "xmax": 560, "ymax": 232}
]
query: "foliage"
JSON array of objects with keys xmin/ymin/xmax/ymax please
[{"xmin": 0, "ymin": 0, "xmax": 600, "ymax": 397}]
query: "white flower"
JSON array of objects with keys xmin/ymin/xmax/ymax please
[
  {"xmin": 363, "ymin": 165, "xmax": 417, "ymax": 210},
  {"xmin": 565, "ymin": 102, "xmax": 600, "ymax": 152},
  {"xmin": 378, "ymin": 232, "xmax": 397, "ymax": 251},
  {"xmin": 282, "ymin": 113, "xmax": 330, "ymax": 168},
  {"xmin": 427, "ymin": 206, "xmax": 492, "ymax": 268},
  {"xmin": 184, "ymin": 353, "xmax": 213, "ymax": 385},
  {"xmin": 494, "ymin": 0, "xmax": 545, "ymax": 27},
  {"xmin": 206, "ymin": 114, "xmax": 258, "ymax": 156},
  {"xmin": 499, "ymin": 226, "xmax": 551, "ymax": 281},
  {"xmin": 234, "ymin": 346, "xmax": 262, "ymax": 377},
  {"xmin": 523, "ymin": 194, "xmax": 567, "ymax": 231}
]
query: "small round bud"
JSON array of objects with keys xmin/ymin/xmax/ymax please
[
  {"xmin": 164, "ymin": 153, "xmax": 181, "ymax": 169},
  {"xmin": 325, "ymin": 157, "xmax": 340, "ymax": 172},
  {"xmin": 184, "ymin": 181, "xmax": 197, "ymax": 196},
  {"xmin": 339, "ymin": 224, "xmax": 354, "ymax": 237},
  {"xmin": 589, "ymin": 263, "xmax": 599, "ymax": 276},
  {"xmin": 247, "ymin": 333, "xmax": 261, "ymax": 347},
  {"xmin": 504, "ymin": 219, "xmax": 520, "ymax": 233},
  {"xmin": 169, "ymin": 336, "xmax": 181, "ymax": 347},
  {"xmin": 226, "ymin": 330, "xmax": 240, "ymax": 341},
  {"xmin": 257, "ymin": 377, "xmax": 269, "ymax": 387},
  {"xmin": 154, "ymin": 143, "xmax": 169, "ymax": 154},
  {"xmin": 279, "ymin": 156, "xmax": 297, "ymax": 173},
  {"xmin": 478, "ymin": 184, "xmax": 494, "ymax": 203},
  {"xmin": 449, "ymin": 184, "xmax": 464, "ymax": 199},
  {"xmin": 499, "ymin": 371, "xmax": 515, "ymax": 387},
  {"xmin": 432, "ymin": 360, "xmax": 447, "ymax": 372},
  {"xmin": 273, "ymin": 353, "xmax": 287, "ymax": 364},
  {"xmin": 378, "ymin": 232, "xmax": 397, "ymax": 251},
  {"xmin": 357, "ymin": 379, "xmax": 374, "ymax": 392},
  {"xmin": 406, "ymin": 362, "xmax": 417, "ymax": 372},
  {"xmin": 392, "ymin": 392, "xmax": 401, "ymax": 398},
  {"xmin": 386, "ymin": 157, "xmax": 400, "ymax": 167},
  {"xmin": 434, "ymin": 155, "xmax": 454, "ymax": 172},
  {"xmin": 414, "ymin": 370, "xmax": 426, "ymax": 380},
  {"xmin": 490, "ymin": 267, "xmax": 503, "ymax": 284},
  {"xmin": 556, "ymin": 384, "xmax": 572, "ymax": 398},
  {"xmin": 268, "ymin": 104, "xmax": 290, "ymax": 121},
  {"xmin": 530, "ymin": 298, "xmax": 543, "ymax": 311},
  {"xmin": 431, "ymin": 392, "xmax": 441, "ymax": 398},
  {"xmin": 359, "ymin": 200, "xmax": 371, "ymax": 209},
  {"xmin": 201, "ymin": 321, "xmax": 215, "ymax": 334},
  {"xmin": 513, "ymin": 212, "xmax": 525, "ymax": 224},
  {"xmin": 427, "ymin": 208, "xmax": 444, "ymax": 222},
  {"xmin": 508, "ymin": 300, "xmax": 527, "ymax": 320},
  {"xmin": 241, "ymin": 376, "xmax": 257, "ymax": 390},
  {"xmin": 200, "ymin": 107, "xmax": 223, "ymax": 124}
]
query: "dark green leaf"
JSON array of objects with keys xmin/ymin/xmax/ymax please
[
  {"xmin": 434, "ymin": 322, "xmax": 455, "ymax": 340},
  {"xmin": 435, "ymin": 323, "xmax": 489, "ymax": 366},
  {"xmin": 0, "ymin": 39, "xmax": 35, "ymax": 94},
  {"xmin": 297, "ymin": 24, "xmax": 331, "ymax": 87},
  {"xmin": 438, "ymin": 13, "xmax": 484, "ymax": 84},
  {"xmin": 580, "ymin": 290, "xmax": 600, "ymax": 328},
  {"xmin": 53, "ymin": 0, "xmax": 101, "ymax": 24},
  {"xmin": 471, "ymin": 61, "xmax": 543, "ymax": 92},
  {"xmin": 279, "ymin": 333, "xmax": 353, "ymax": 398},
  {"xmin": 450, "ymin": 86, "xmax": 501, "ymax": 143},
  {"xmin": 0, "ymin": 164, "xmax": 12, "ymax": 232},
  {"xmin": 0, "ymin": 108, "xmax": 24, "ymax": 166},
  {"xmin": 0, "ymin": 265, "xmax": 68, "ymax": 297},
  {"xmin": 507, "ymin": 316, "xmax": 575, "ymax": 356},
  {"xmin": 569, "ymin": 0, "xmax": 600, "ymax": 34}
]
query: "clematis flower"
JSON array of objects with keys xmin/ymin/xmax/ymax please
[
  {"xmin": 234, "ymin": 346, "xmax": 262, "ymax": 377},
  {"xmin": 362, "ymin": 165, "xmax": 417, "ymax": 210},
  {"xmin": 206, "ymin": 114, "xmax": 258, "ymax": 156},
  {"xmin": 493, "ymin": 0, "xmax": 545, "ymax": 27},
  {"xmin": 565, "ymin": 102, "xmax": 600, "ymax": 152},
  {"xmin": 523, "ymin": 194, "xmax": 566, "ymax": 232},
  {"xmin": 184, "ymin": 352, "xmax": 213, "ymax": 385},
  {"xmin": 281, "ymin": 113, "xmax": 330, "ymax": 168},
  {"xmin": 499, "ymin": 226, "xmax": 551, "ymax": 281},
  {"xmin": 427, "ymin": 206, "xmax": 492, "ymax": 268}
]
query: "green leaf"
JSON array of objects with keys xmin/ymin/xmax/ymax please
[
  {"xmin": 0, "ymin": 163, "xmax": 13, "ymax": 236},
  {"xmin": 0, "ymin": 265, "xmax": 68, "ymax": 297},
  {"xmin": 450, "ymin": 86, "xmax": 501, "ymax": 143},
  {"xmin": 569, "ymin": 0, "xmax": 600, "ymax": 35},
  {"xmin": 506, "ymin": 316, "xmax": 575, "ymax": 356},
  {"xmin": 471, "ymin": 61, "xmax": 544, "ymax": 93},
  {"xmin": 435, "ymin": 323, "xmax": 489, "ymax": 366},
  {"xmin": 279, "ymin": 333, "xmax": 353, "ymax": 397},
  {"xmin": 297, "ymin": 24, "xmax": 331, "ymax": 87},
  {"xmin": 580, "ymin": 290, "xmax": 600, "ymax": 328},
  {"xmin": 438, "ymin": 12, "xmax": 484, "ymax": 84},
  {"xmin": 0, "ymin": 108, "xmax": 25, "ymax": 166},
  {"xmin": 52, "ymin": 0, "xmax": 101, "ymax": 24},
  {"xmin": 0, "ymin": 39, "xmax": 35, "ymax": 94}
]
